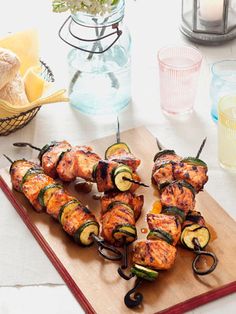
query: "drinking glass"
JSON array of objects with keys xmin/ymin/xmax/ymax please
[
  {"xmin": 158, "ymin": 46, "xmax": 202, "ymax": 116},
  {"xmin": 210, "ymin": 60, "xmax": 236, "ymax": 123},
  {"xmin": 218, "ymin": 95, "xmax": 236, "ymax": 172}
]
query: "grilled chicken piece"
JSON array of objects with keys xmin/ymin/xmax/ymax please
[
  {"xmin": 108, "ymin": 149, "xmax": 141, "ymax": 172},
  {"xmin": 95, "ymin": 160, "xmax": 118, "ymax": 192},
  {"xmin": 133, "ymin": 240, "xmax": 177, "ymax": 270},
  {"xmin": 56, "ymin": 148, "xmax": 78, "ymax": 182},
  {"xmin": 74, "ymin": 146, "xmax": 101, "ymax": 182},
  {"xmin": 102, "ymin": 202, "xmax": 136, "ymax": 245},
  {"xmin": 100, "ymin": 192, "xmax": 144, "ymax": 221},
  {"xmin": 22, "ymin": 174, "xmax": 54, "ymax": 212},
  {"xmin": 173, "ymin": 162, "xmax": 208, "ymax": 192},
  {"xmin": 152, "ymin": 153, "xmax": 182, "ymax": 174},
  {"xmin": 46, "ymin": 189, "xmax": 76, "ymax": 219},
  {"xmin": 182, "ymin": 210, "xmax": 206, "ymax": 229},
  {"xmin": 147, "ymin": 213, "xmax": 181, "ymax": 246},
  {"xmin": 10, "ymin": 160, "xmax": 40, "ymax": 192},
  {"xmin": 62, "ymin": 204, "xmax": 97, "ymax": 236},
  {"xmin": 152, "ymin": 162, "xmax": 174, "ymax": 188},
  {"xmin": 41, "ymin": 141, "xmax": 72, "ymax": 178},
  {"xmin": 161, "ymin": 181, "xmax": 195, "ymax": 214},
  {"xmin": 128, "ymin": 172, "xmax": 142, "ymax": 193}
]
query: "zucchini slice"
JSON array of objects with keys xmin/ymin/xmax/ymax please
[
  {"xmin": 21, "ymin": 167, "xmax": 44, "ymax": 190},
  {"xmin": 74, "ymin": 221, "xmax": 100, "ymax": 246},
  {"xmin": 106, "ymin": 201, "xmax": 134, "ymax": 215},
  {"xmin": 177, "ymin": 180, "xmax": 196, "ymax": 196},
  {"xmin": 92, "ymin": 163, "xmax": 98, "ymax": 181},
  {"xmin": 131, "ymin": 264, "xmax": 159, "ymax": 281},
  {"xmin": 181, "ymin": 157, "xmax": 207, "ymax": 168},
  {"xmin": 105, "ymin": 142, "xmax": 131, "ymax": 159},
  {"xmin": 113, "ymin": 165, "xmax": 133, "ymax": 192},
  {"xmin": 181, "ymin": 223, "xmax": 210, "ymax": 250},
  {"xmin": 153, "ymin": 149, "xmax": 176, "ymax": 162},
  {"xmin": 38, "ymin": 141, "xmax": 59, "ymax": 162},
  {"xmin": 162, "ymin": 206, "xmax": 186, "ymax": 223},
  {"xmin": 38, "ymin": 183, "xmax": 62, "ymax": 208},
  {"xmin": 112, "ymin": 224, "xmax": 137, "ymax": 243},
  {"xmin": 59, "ymin": 200, "xmax": 81, "ymax": 225},
  {"xmin": 147, "ymin": 228, "xmax": 173, "ymax": 245}
]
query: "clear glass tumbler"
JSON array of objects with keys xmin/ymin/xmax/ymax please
[
  {"xmin": 218, "ymin": 95, "xmax": 236, "ymax": 172},
  {"xmin": 210, "ymin": 60, "xmax": 236, "ymax": 123},
  {"xmin": 158, "ymin": 46, "xmax": 202, "ymax": 116}
]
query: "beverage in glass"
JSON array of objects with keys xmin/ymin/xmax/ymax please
[
  {"xmin": 158, "ymin": 46, "xmax": 202, "ymax": 116},
  {"xmin": 218, "ymin": 95, "xmax": 236, "ymax": 171}
]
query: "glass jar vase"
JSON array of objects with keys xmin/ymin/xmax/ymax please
[{"xmin": 59, "ymin": 0, "xmax": 131, "ymax": 115}]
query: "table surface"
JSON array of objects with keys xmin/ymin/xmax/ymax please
[{"xmin": 0, "ymin": 0, "xmax": 236, "ymax": 313}]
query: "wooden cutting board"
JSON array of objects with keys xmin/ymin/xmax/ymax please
[{"xmin": 1, "ymin": 127, "xmax": 236, "ymax": 314}]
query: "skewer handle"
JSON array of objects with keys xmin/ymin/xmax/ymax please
[
  {"xmin": 124, "ymin": 278, "xmax": 143, "ymax": 308},
  {"xmin": 192, "ymin": 237, "xmax": 218, "ymax": 275},
  {"xmin": 92, "ymin": 234, "xmax": 123, "ymax": 261}
]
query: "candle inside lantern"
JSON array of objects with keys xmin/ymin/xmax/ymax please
[{"xmin": 199, "ymin": 0, "xmax": 224, "ymax": 23}]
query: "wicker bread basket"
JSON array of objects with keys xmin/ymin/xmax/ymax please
[{"xmin": 0, "ymin": 60, "xmax": 54, "ymax": 136}]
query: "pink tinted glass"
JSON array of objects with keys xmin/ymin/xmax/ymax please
[{"xmin": 158, "ymin": 46, "xmax": 202, "ymax": 116}]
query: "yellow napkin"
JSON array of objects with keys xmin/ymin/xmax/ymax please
[
  {"xmin": 0, "ymin": 29, "xmax": 40, "ymax": 75},
  {"xmin": 24, "ymin": 66, "xmax": 52, "ymax": 102}
]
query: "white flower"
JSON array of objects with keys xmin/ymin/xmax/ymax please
[{"xmin": 52, "ymin": 0, "xmax": 119, "ymax": 15}]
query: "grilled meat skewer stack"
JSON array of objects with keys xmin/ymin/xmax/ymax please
[
  {"xmin": 14, "ymin": 140, "xmax": 142, "ymax": 193},
  {"xmin": 10, "ymin": 159, "xmax": 99, "ymax": 246}
]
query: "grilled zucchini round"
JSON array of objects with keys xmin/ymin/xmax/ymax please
[
  {"xmin": 38, "ymin": 183, "xmax": 62, "ymax": 208},
  {"xmin": 112, "ymin": 224, "xmax": 137, "ymax": 243},
  {"xmin": 181, "ymin": 157, "xmax": 207, "ymax": 168},
  {"xmin": 105, "ymin": 142, "xmax": 131, "ymax": 159},
  {"xmin": 131, "ymin": 264, "xmax": 159, "ymax": 281},
  {"xmin": 153, "ymin": 149, "xmax": 176, "ymax": 162},
  {"xmin": 74, "ymin": 221, "xmax": 100, "ymax": 246},
  {"xmin": 181, "ymin": 223, "xmax": 210, "ymax": 250},
  {"xmin": 162, "ymin": 206, "xmax": 186, "ymax": 223},
  {"xmin": 113, "ymin": 165, "xmax": 133, "ymax": 191},
  {"xmin": 147, "ymin": 228, "xmax": 173, "ymax": 245},
  {"xmin": 58, "ymin": 200, "xmax": 81, "ymax": 225}
]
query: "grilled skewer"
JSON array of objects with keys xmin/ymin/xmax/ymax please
[
  {"xmin": 13, "ymin": 141, "xmax": 147, "ymax": 193},
  {"xmin": 7, "ymin": 157, "xmax": 122, "ymax": 260}
]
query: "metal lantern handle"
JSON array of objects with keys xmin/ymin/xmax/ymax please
[{"xmin": 58, "ymin": 15, "xmax": 122, "ymax": 54}]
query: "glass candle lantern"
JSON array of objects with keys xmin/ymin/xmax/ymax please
[{"xmin": 180, "ymin": 0, "xmax": 236, "ymax": 44}]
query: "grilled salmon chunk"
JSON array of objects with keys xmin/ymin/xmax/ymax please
[
  {"xmin": 74, "ymin": 146, "xmax": 101, "ymax": 182},
  {"xmin": 41, "ymin": 141, "xmax": 72, "ymax": 178},
  {"xmin": 132, "ymin": 240, "xmax": 177, "ymax": 270},
  {"xmin": 62, "ymin": 204, "xmax": 97, "ymax": 236},
  {"xmin": 100, "ymin": 192, "xmax": 144, "ymax": 221},
  {"xmin": 10, "ymin": 160, "xmax": 40, "ymax": 192},
  {"xmin": 46, "ymin": 189, "xmax": 76, "ymax": 219},
  {"xmin": 102, "ymin": 203, "xmax": 135, "ymax": 244},
  {"xmin": 22, "ymin": 174, "xmax": 54, "ymax": 212},
  {"xmin": 152, "ymin": 162, "xmax": 174, "ymax": 188},
  {"xmin": 147, "ymin": 213, "xmax": 181, "ymax": 246},
  {"xmin": 161, "ymin": 181, "xmax": 196, "ymax": 214},
  {"xmin": 57, "ymin": 148, "xmax": 78, "ymax": 182},
  {"xmin": 173, "ymin": 162, "xmax": 208, "ymax": 192},
  {"xmin": 152, "ymin": 153, "xmax": 182, "ymax": 174},
  {"xmin": 182, "ymin": 210, "xmax": 206, "ymax": 229},
  {"xmin": 108, "ymin": 149, "xmax": 141, "ymax": 172},
  {"xmin": 95, "ymin": 160, "xmax": 118, "ymax": 192}
]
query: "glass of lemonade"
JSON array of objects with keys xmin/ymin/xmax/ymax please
[
  {"xmin": 158, "ymin": 46, "xmax": 202, "ymax": 116},
  {"xmin": 218, "ymin": 95, "xmax": 236, "ymax": 172}
]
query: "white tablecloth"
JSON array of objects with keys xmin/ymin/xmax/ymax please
[{"xmin": 0, "ymin": 0, "xmax": 236, "ymax": 313}]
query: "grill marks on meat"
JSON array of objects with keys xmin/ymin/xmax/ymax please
[
  {"xmin": 62, "ymin": 204, "xmax": 96, "ymax": 236},
  {"xmin": 41, "ymin": 141, "xmax": 72, "ymax": 178},
  {"xmin": 161, "ymin": 182, "xmax": 195, "ymax": 214},
  {"xmin": 101, "ymin": 203, "xmax": 135, "ymax": 244},
  {"xmin": 10, "ymin": 160, "xmax": 39, "ymax": 192},
  {"xmin": 173, "ymin": 162, "xmax": 208, "ymax": 192},
  {"xmin": 46, "ymin": 189, "xmax": 76, "ymax": 219},
  {"xmin": 22, "ymin": 174, "xmax": 54, "ymax": 212},
  {"xmin": 147, "ymin": 213, "xmax": 181, "ymax": 246},
  {"xmin": 133, "ymin": 240, "xmax": 177, "ymax": 270},
  {"xmin": 100, "ymin": 192, "xmax": 144, "ymax": 221},
  {"xmin": 108, "ymin": 149, "xmax": 141, "ymax": 172},
  {"xmin": 95, "ymin": 160, "xmax": 118, "ymax": 192}
]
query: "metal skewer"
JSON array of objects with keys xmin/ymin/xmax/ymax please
[{"xmin": 13, "ymin": 142, "xmax": 41, "ymax": 151}]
